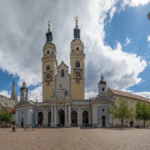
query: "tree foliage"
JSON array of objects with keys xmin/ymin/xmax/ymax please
[
  {"xmin": 0, "ymin": 109, "xmax": 12, "ymax": 123},
  {"xmin": 136, "ymin": 101, "xmax": 150, "ymax": 127},
  {"xmin": 109, "ymin": 100, "xmax": 134, "ymax": 128}
]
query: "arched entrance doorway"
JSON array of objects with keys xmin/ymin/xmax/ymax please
[
  {"xmin": 38, "ymin": 112, "xmax": 43, "ymax": 127},
  {"xmin": 48, "ymin": 112, "xmax": 51, "ymax": 127},
  {"xmin": 130, "ymin": 121, "xmax": 134, "ymax": 127},
  {"xmin": 71, "ymin": 111, "xmax": 77, "ymax": 127},
  {"xmin": 21, "ymin": 118, "xmax": 24, "ymax": 127},
  {"xmin": 83, "ymin": 111, "xmax": 89, "ymax": 127},
  {"xmin": 58, "ymin": 110, "xmax": 65, "ymax": 127},
  {"xmin": 102, "ymin": 116, "xmax": 106, "ymax": 127}
]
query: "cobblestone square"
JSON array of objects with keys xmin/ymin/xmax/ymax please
[{"xmin": 0, "ymin": 128, "xmax": 150, "ymax": 150}]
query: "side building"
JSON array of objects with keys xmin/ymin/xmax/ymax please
[
  {"xmin": 0, "ymin": 80, "xmax": 18, "ymax": 122},
  {"xmin": 107, "ymin": 88, "xmax": 150, "ymax": 127}
]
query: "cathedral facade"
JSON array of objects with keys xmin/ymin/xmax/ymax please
[{"xmin": 15, "ymin": 20, "xmax": 113, "ymax": 128}]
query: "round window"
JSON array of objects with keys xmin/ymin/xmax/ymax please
[
  {"xmin": 45, "ymin": 73, "xmax": 52, "ymax": 80},
  {"xmin": 75, "ymin": 70, "xmax": 81, "ymax": 78}
]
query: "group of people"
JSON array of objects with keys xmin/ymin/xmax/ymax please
[
  {"xmin": 11, "ymin": 123, "xmax": 35, "ymax": 132},
  {"xmin": 24, "ymin": 124, "xmax": 34, "ymax": 131}
]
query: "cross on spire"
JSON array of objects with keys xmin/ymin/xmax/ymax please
[
  {"xmin": 75, "ymin": 16, "xmax": 78, "ymax": 27},
  {"xmin": 46, "ymin": 20, "xmax": 53, "ymax": 42},
  {"xmin": 73, "ymin": 16, "xmax": 80, "ymax": 39},
  {"xmin": 48, "ymin": 20, "xmax": 50, "ymax": 32}
]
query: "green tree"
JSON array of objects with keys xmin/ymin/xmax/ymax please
[
  {"xmin": 109, "ymin": 100, "xmax": 134, "ymax": 128},
  {"xmin": 136, "ymin": 101, "xmax": 150, "ymax": 128},
  {"xmin": 0, "ymin": 109, "xmax": 12, "ymax": 123}
]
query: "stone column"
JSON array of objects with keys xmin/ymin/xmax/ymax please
[
  {"xmin": 78, "ymin": 105, "xmax": 81, "ymax": 127},
  {"xmin": 65, "ymin": 105, "xmax": 68, "ymax": 127},
  {"xmin": 54, "ymin": 106, "xmax": 57, "ymax": 127},
  {"xmin": 43, "ymin": 107, "xmax": 46, "ymax": 127},
  {"xmin": 92, "ymin": 105, "xmax": 97, "ymax": 127},
  {"xmin": 51, "ymin": 106, "xmax": 54, "ymax": 127},
  {"xmin": 27, "ymin": 109, "xmax": 31, "ymax": 125},
  {"xmin": 80, "ymin": 106, "xmax": 83, "ymax": 126},
  {"xmin": 89, "ymin": 110, "xmax": 91, "ymax": 126},
  {"xmin": 68, "ymin": 105, "xmax": 71, "ymax": 127},
  {"xmin": 16, "ymin": 111, "xmax": 18, "ymax": 126},
  {"xmin": 35, "ymin": 110, "xmax": 38, "ymax": 126},
  {"xmin": 45, "ymin": 108, "xmax": 48, "ymax": 127},
  {"xmin": 92, "ymin": 105, "xmax": 96, "ymax": 127}
]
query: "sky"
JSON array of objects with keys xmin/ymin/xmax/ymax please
[{"xmin": 0, "ymin": 0, "xmax": 150, "ymax": 101}]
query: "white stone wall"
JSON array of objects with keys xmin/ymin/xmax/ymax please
[{"xmin": 55, "ymin": 62, "xmax": 71, "ymax": 99}]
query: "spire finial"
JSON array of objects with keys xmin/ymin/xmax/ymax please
[
  {"xmin": 75, "ymin": 16, "xmax": 78, "ymax": 27},
  {"xmin": 48, "ymin": 20, "xmax": 50, "ymax": 31},
  {"xmin": 100, "ymin": 73, "xmax": 104, "ymax": 81},
  {"xmin": 11, "ymin": 80, "xmax": 18, "ymax": 101},
  {"xmin": 46, "ymin": 20, "xmax": 53, "ymax": 42}
]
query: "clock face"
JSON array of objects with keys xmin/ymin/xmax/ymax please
[
  {"xmin": 75, "ymin": 70, "xmax": 81, "ymax": 78},
  {"xmin": 45, "ymin": 73, "xmax": 52, "ymax": 80}
]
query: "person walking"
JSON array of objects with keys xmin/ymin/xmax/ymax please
[{"xmin": 12, "ymin": 123, "xmax": 15, "ymax": 132}]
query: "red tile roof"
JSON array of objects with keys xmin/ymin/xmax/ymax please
[
  {"xmin": 109, "ymin": 88, "xmax": 149, "ymax": 102},
  {"xmin": 0, "ymin": 108, "xmax": 15, "ymax": 115}
]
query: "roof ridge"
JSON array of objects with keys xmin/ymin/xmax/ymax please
[{"xmin": 109, "ymin": 88, "xmax": 149, "ymax": 102}]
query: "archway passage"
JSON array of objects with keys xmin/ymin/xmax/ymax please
[
  {"xmin": 102, "ymin": 116, "xmax": 106, "ymax": 127},
  {"xmin": 130, "ymin": 121, "xmax": 134, "ymax": 127},
  {"xmin": 21, "ymin": 118, "xmax": 24, "ymax": 127},
  {"xmin": 48, "ymin": 112, "xmax": 51, "ymax": 127},
  {"xmin": 71, "ymin": 111, "xmax": 77, "ymax": 127},
  {"xmin": 83, "ymin": 111, "xmax": 89, "ymax": 127},
  {"xmin": 38, "ymin": 112, "xmax": 43, "ymax": 127},
  {"xmin": 58, "ymin": 110, "xmax": 65, "ymax": 127}
]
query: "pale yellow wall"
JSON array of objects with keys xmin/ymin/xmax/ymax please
[
  {"xmin": 113, "ymin": 95, "xmax": 138, "ymax": 112},
  {"xmin": 70, "ymin": 40, "xmax": 85, "ymax": 100},
  {"xmin": 42, "ymin": 43, "xmax": 57, "ymax": 101},
  {"xmin": 112, "ymin": 95, "xmax": 150, "ymax": 127},
  {"xmin": 71, "ymin": 80, "xmax": 84, "ymax": 100}
]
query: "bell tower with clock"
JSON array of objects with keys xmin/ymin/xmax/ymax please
[
  {"xmin": 70, "ymin": 17, "xmax": 85, "ymax": 100},
  {"xmin": 42, "ymin": 21, "xmax": 57, "ymax": 101}
]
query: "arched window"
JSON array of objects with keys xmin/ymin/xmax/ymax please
[
  {"xmin": 47, "ymin": 50, "xmax": 49, "ymax": 54},
  {"xmin": 61, "ymin": 69, "xmax": 65, "ymax": 77},
  {"xmin": 75, "ymin": 60, "xmax": 80, "ymax": 68},
  {"xmin": 46, "ymin": 65, "xmax": 50, "ymax": 71}
]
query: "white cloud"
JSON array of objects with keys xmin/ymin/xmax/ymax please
[
  {"xmin": 123, "ymin": 0, "xmax": 150, "ymax": 7},
  {"xmin": 134, "ymin": 91, "xmax": 150, "ymax": 100},
  {"xmin": 147, "ymin": 35, "xmax": 150, "ymax": 42},
  {"xmin": 28, "ymin": 85, "xmax": 42, "ymax": 102},
  {"xmin": 85, "ymin": 91, "xmax": 98, "ymax": 99},
  {"xmin": 147, "ymin": 35, "xmax": 150, "ymax": 47},
  {"xmin": 0, "ymin": 90, "xmax": 10, "ymax": 98},
  {"xmin": 124, "ymin": 37, "xmax": 131, "ymax": 46},
  {"xmin": 0, "ymin": 0, "xmax": 149, "ymax": 100}
]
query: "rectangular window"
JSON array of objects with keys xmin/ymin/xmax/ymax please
[{"xmin": 61, "ymin": 70, "xmax": 64, "ymax": 77}]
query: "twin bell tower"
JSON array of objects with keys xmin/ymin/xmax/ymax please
[{"xmin": 42, "ymin": 17, "xmax": 85, "ymax": 101}]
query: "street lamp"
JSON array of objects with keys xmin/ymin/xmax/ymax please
[{"xmin": 147, "ymin": 12, "xmax": 150, "ymax": 21}]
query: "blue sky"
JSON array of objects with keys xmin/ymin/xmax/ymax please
[
  {"xmin": 0, "ymin": 0, "xmax": 150, "ymax": 100},
  {"xmin": 105, "ymin": 4, "xmax": 150, "ymax": 92}
]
